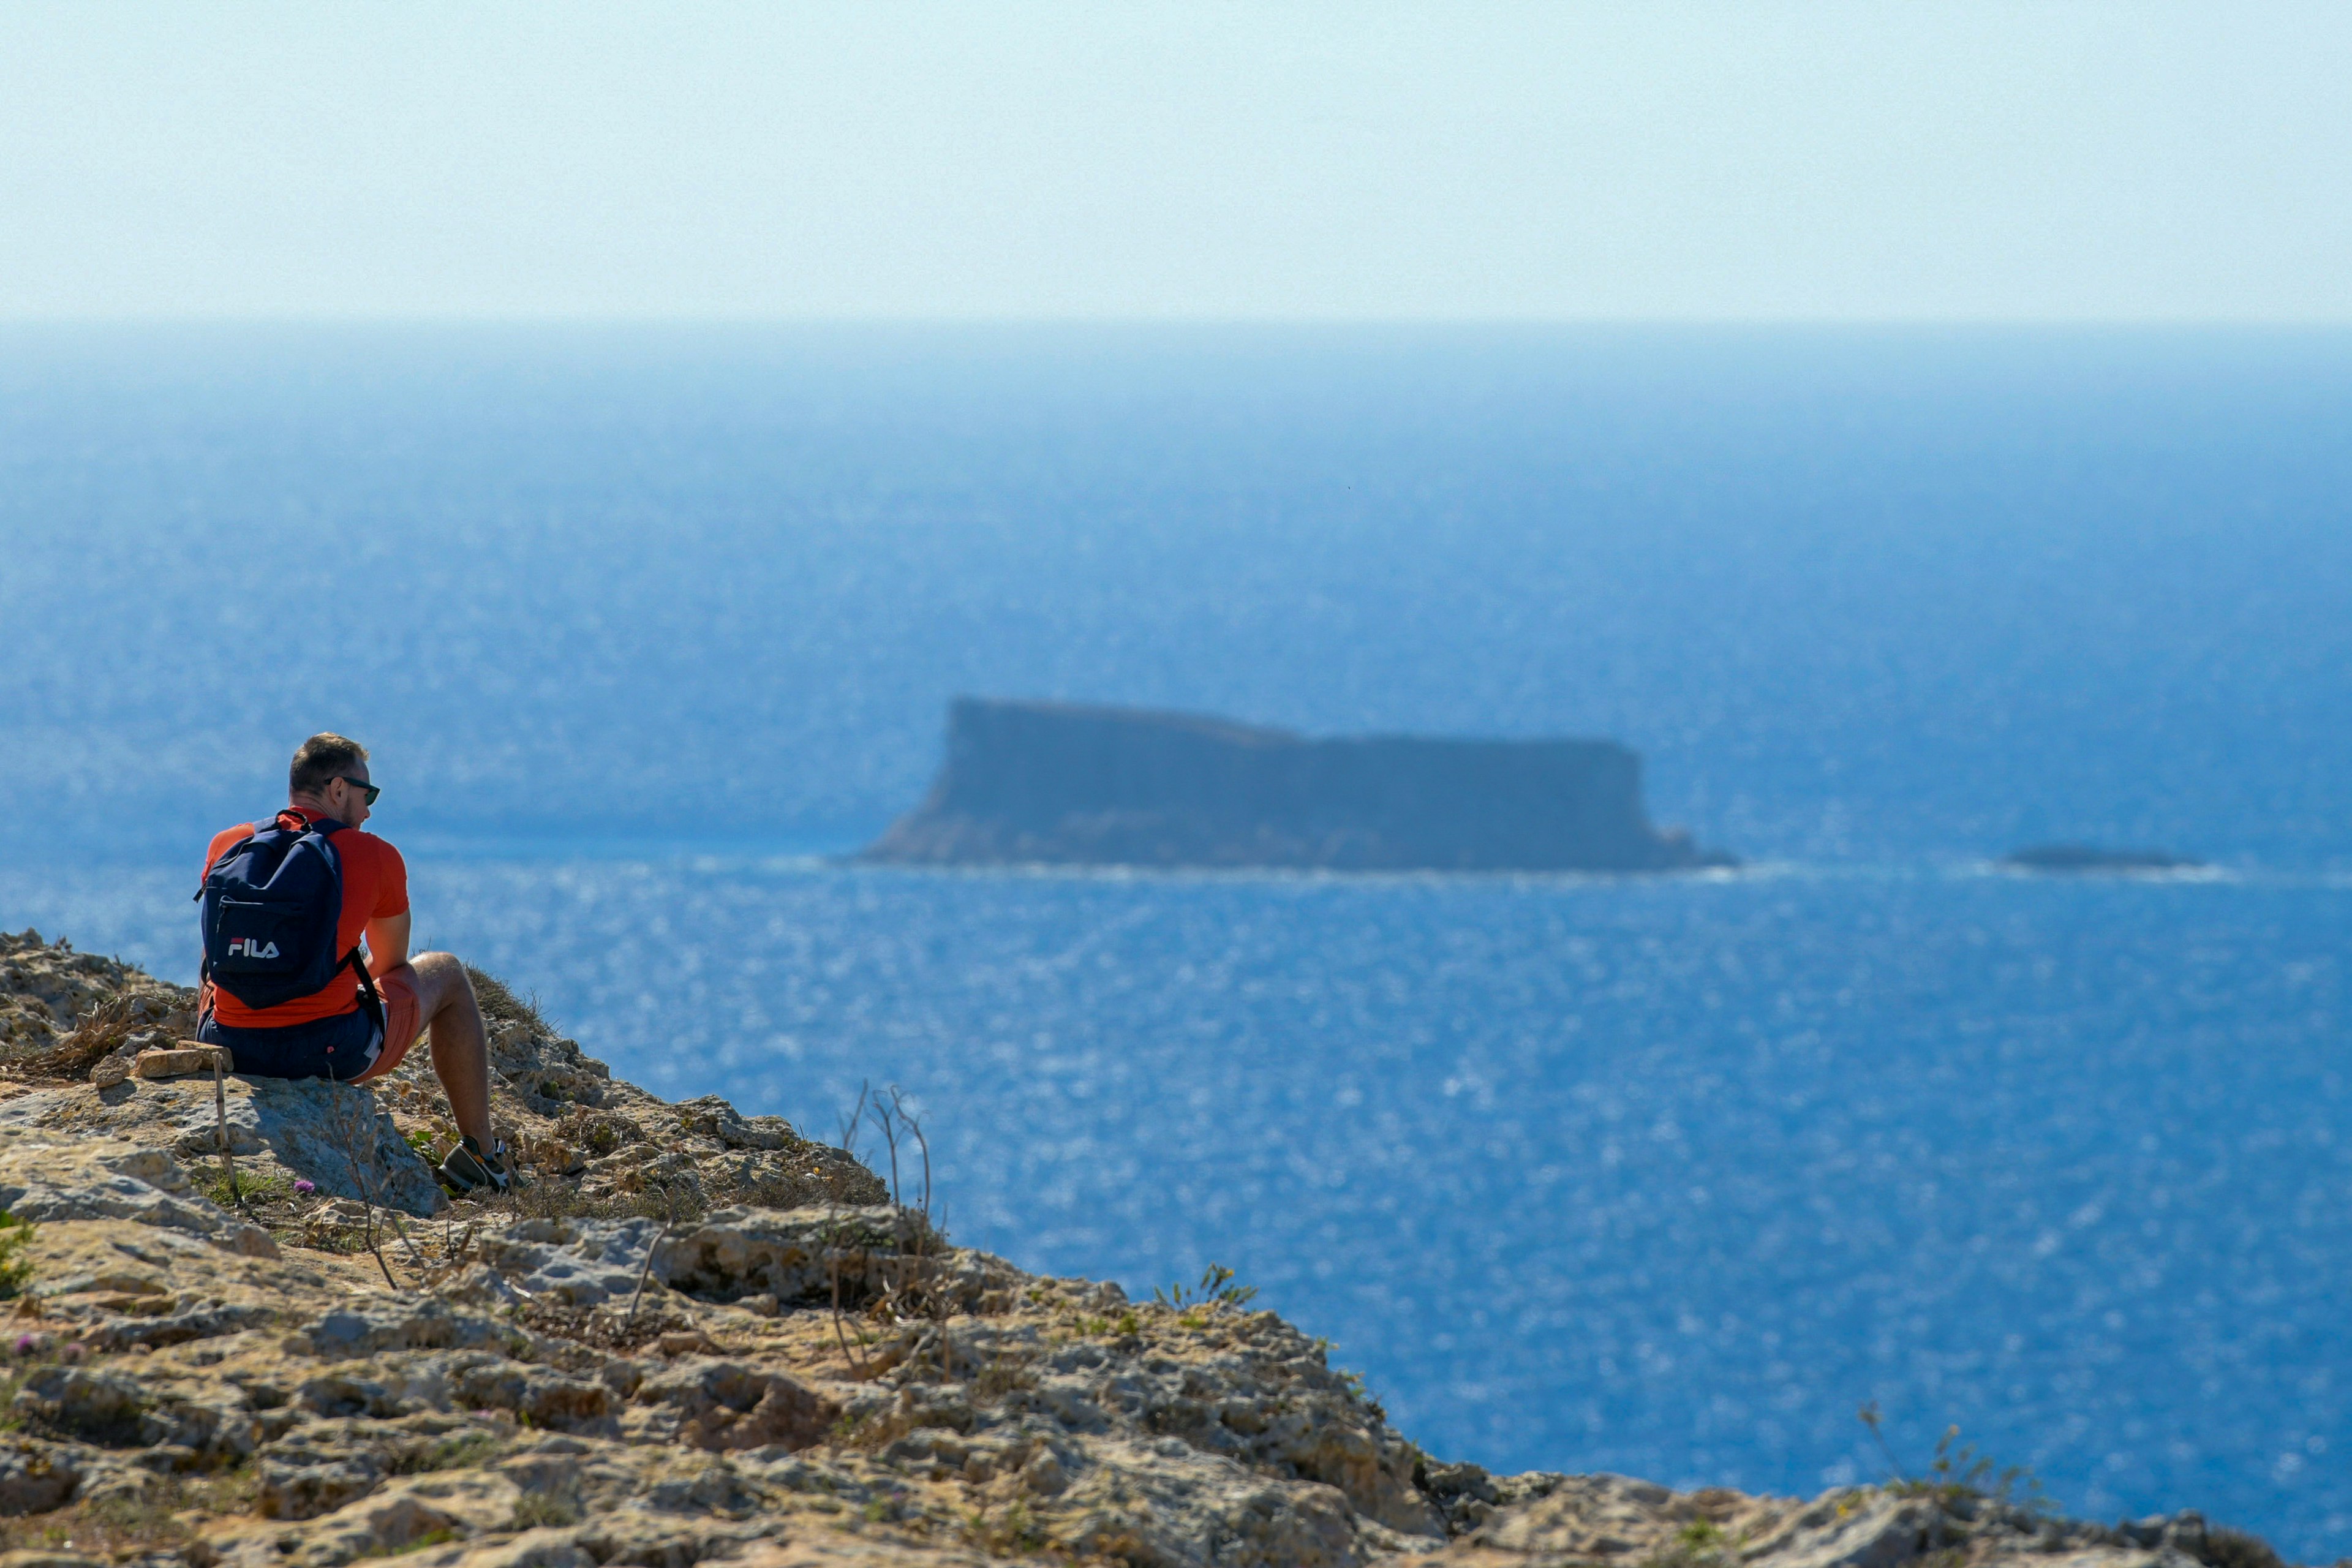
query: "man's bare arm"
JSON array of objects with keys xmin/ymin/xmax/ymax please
[{"xmin": 366, "ymin": 910, "xmax": 412, "ymax": 976}]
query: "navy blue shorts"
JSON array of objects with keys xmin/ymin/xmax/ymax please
[{"xmin": 198, "ymin": 1004, "xmax": 385, "ymax": 1082}]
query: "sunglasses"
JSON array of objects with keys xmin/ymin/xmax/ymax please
[{"xmin": 338, "ymin": 775, "xmax": 382, "ymax": 806}]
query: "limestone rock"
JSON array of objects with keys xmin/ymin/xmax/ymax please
[
  {"xmin": 0, "ymin": 1438, "xmax": 81, "ymax": 1514},
  {"xmin": 132, "ymin": 1046, "xmax": 227, "ymax": 1080},
  {"xmin": 673, "ymin": 1094, "xmax": 796, "ymax": 1150},
  {"xmin": 0, "ymin": 1076, "xmax": 443, "ymax": 1216},
  {"xmin": 0, "ymin": 1128, "xmax": 277, "ymax": 1256},
  {"xmin": 288, "ymin": 1295, "xmax": 529, "ymax": 1359},
  {"xmin": 209, "ymin": 1469, "xmax": 524, "ymax": 1568},
  {"xmin": 472, "ymin": 1217, "xmax": 669, "ymax": 1308},
  {"xmin": 1389, "ymin": 1472, "xmax": 2186, "ymax": 1568},
  {"xmin": 0, "ymin": 1550, "xmax": 111, "ymax": 1568},
  {"xmin": 654, "ymin": 1205, "xmax": 947, "ymax": 1308},
  {"xmin": 633, "ymin": 1356, "xmax": 836, "ymax": 1451}
]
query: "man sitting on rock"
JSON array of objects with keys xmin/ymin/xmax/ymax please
[{"xmin": 197, "ymin": 732, "xmax": 512, "ymax": 1196}]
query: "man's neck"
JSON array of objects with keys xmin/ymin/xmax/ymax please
[{"xmin": 285, "ymin": 798, "xmax": 343, "ymax": 827}]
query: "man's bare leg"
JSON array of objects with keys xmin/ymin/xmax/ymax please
[{"xmin": 396, "ymin": 951, "xmax": 495, "ymax": 1151}]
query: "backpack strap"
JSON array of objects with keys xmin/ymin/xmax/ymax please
[
  {"xmin": 347, "ymin": 949, "xmax": 388, "ymax": 1036},
  {"xmin": 308, "ymin": 821, "xmax": 383, "ymax": 1038},
  {"xmin": 322, "ymin": 952, "xmax": 390, "ymax": 1085}
]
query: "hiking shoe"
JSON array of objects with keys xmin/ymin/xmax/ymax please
[{"xmin": 437, "ymin": 1136, "xmax": 513, "ymax": 1196}]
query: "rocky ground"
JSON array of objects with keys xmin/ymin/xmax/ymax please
[{"xmin": 0, "ymin": 929, "xmax": 2316, "ymax": 1568}]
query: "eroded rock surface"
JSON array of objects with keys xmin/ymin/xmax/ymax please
[
  {"xmin": 0, "ymin": 1128, "xmax": 278, "ymax": 1257},
  {"xmin": 0, "ymin": 1077, "xmax": 441, "ymax": 1218}
]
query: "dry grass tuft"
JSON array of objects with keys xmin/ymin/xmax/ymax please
[
  {"xmin": 19, "ymin": 991, "xmax": 151, "ymax": 1079},
  {"xmin": 465, "ymin": 965, "xmax": 550, "ymax": 1034}
]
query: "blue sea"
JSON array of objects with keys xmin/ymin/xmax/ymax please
[{"xmin": 3, "ymin": 326, "xmax": 2349, "ymax": 1555}]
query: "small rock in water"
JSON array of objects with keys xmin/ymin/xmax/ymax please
[{"xmin": 1999, "ymin": 842, "xmax": 2204, "ymax": 874}]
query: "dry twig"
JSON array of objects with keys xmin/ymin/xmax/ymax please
[
  {"xmin": 827, "ymin": 1224, "xmax": 872, "ymax": 1378},
  {"xmin": 211, "ymin": 1052, "xmax": 243, "ymax": 1213},
  {"xmin": 624, "ymin": 1182, "xmax": 677, "ymax": 1332},
  {"xmin": 857, "ymin": 1085, "xmax": 951, "ymax": 1378},
  {"xmin": 327, "ymin": 1080, "xmax": 401, "ymax": 1289}
]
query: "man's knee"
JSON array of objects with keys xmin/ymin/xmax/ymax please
[
  {"xmin": 411, "ymin": 950, "xmax": 466, "ymax": 983},
  {"xmin": 409, "ymin": 952, "xmax": 478, "ymax": 1015}
]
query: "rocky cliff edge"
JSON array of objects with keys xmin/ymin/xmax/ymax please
[{"xmin": 0, "ymin": 929, "xmax": 2304, "ymax": 1568}]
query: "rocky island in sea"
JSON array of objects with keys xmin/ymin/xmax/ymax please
[
  {"xmin": 861, "ymin": 698, "xmax": 1736, "ymax": 873},
  {"xmin": 0, "ymin": 927, "xmax": 2293, "ymax": 1568}
]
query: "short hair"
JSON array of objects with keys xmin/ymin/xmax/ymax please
[{"xmin": 290, "ymin": 733, "xmax": 369, "ymax": 798}]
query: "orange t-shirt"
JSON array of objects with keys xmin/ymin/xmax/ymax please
[{"xmin": 202, "ymin": 809, "xmax": 409, "ymax": 1027}]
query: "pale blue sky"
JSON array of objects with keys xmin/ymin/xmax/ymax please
[{"xmin": 2, "ymin": 1, "xmax": 2347, "ymax": 321}]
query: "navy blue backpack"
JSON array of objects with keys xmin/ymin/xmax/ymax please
[{"xmin": 198, "ymin": 812, "xmax": 384, "ymax": 1027}]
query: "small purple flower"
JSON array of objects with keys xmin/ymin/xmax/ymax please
[
  {"xmin": 13, "ymin": 1334, "xmax": 39, "ymax": 1356},
  {"xmin": 293, "ymin": 1179, "xmax": 317, "ymax": 1196},
  {"xmin": 61, "ymin": 1343, "xmax": 85, "ymax": 1364}
]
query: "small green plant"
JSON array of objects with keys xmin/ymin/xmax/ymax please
[
  {"xmin": 508, "ymin": 1492, "xmax": 580, "ymax": 1529},
  {"xmin": 1154, "ymin": 1263, "xmax": 1259, "ymax": 1311},
  {"xmin": 390, "ymin": 1527, "xmax": 460, "ymax": 1555},
  {"xmin": 2199, "ymin": 1526, "xmax": 2290, "ymax": 1568},
  {"xmin": 0, "ymin": 1212, "xmax": 32, "ymax": 1298},
  {"xmin": 1333, "ymin": 1365, "xmax": 1387, "ymax": 1419},
  {"xmin": 404, "ymin": 1128, "xmax": 440, "ymax": 1159},
  {"xmin": 971, "ymin": 1353, "xmax": 1038, "ymax": 1398},
  {"xmin": 963, "ymin": 1499, "xmax": 1047, "ymax": 1555},
  {"xmin": 1642, "ymin": 1517, "xmax": 1739, "ymax": 1568},
  {"xmin": 400, "ymin": 1431, "xmax": 500, "ymax": 1474},
  {"xmin": 204, "ymin": 1167, "xmax": 296, "ymax": 1208},
  {"xmin": 1858, "ymin": 1403, "xmax": 2050, "ymax": 1513}
]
